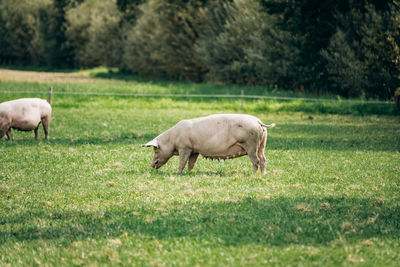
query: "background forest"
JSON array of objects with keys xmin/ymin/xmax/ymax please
[{"xmin": 0, "ymin": 0, "xmax": 399, "ymax": 100}]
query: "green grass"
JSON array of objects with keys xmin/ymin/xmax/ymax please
[
  {"xmin": 0, "ymin": 80, "xmax": 397, "ymax": 116},
  {"xmin": 0, "ymin": 69, "xmax": 400, "ymax": 266}
]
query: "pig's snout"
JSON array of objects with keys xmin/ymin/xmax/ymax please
[{"xmin": 150, "ymin": 159, "xmax": 160, "ymax": 169}]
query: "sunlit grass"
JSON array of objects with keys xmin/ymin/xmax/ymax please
[{"xmin": 0, "ymin": 70, "xmax": 399, "ymax": 266}]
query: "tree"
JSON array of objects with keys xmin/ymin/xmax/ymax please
[
  {"xmin": 195, "ymin": 0, "xmax": 299, "ymax": 87},
  {"xmin": 121, "ymin": 0, "xmax": 205, "ymax": 80},
  {"xmin": 116, "ymin": 0, "xmax": 144, "ymax": 23},
  {"xmin": 322, "ymin": 3, "xmax": 400, "ymax": 99},
  {"xmin": 0, "ymin": 0, "xmax": 49, "ymax": 65},
  {"xmin": 64, "ymin": 0, "xmax": 123, "ymax": 67}
]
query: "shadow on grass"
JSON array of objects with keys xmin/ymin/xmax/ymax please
[
  {"xmin": 1, "ymin": 66, "xmax": 397, "ymax": 115},
  {"xmin": 126, "ymin": 168, "xmax": 235, "ymax": 177},
  {"xmin": 1, "ymin": 197, "xmax": 399, "ymax": 246},
  {"xmin": 268, "ymin": 123, "xmax": 400, "ymax": 152},
  {"xmin": 92, "ymin": 70, "xmax": 336, "ymax": 100},
  {"xmin": 1, "ymin": 136, "xmax": 398, "ymax": 152},
  {"xmin": 0, "ymin": 133, "xmax": 158, "ymax": 146},
  {"xmin": 93, "ymin": 71, "xmax": 398, "ymax": 115},
  {"xmin": 269, "ymin": 136, "xmax": 400, "ymax": 152}
]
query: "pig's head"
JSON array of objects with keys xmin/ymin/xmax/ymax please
[{"xmin": 142, "ymin": 139, "xmax": 173, "ymax": 169}]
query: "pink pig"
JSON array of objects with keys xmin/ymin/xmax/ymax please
[
  {"xmin": 0, "ymin": 98, "xmax": 52, "ymax": 140},
  {"xmin": 143, "ymin": 114, "xmax": 275, "ymax": 173}
]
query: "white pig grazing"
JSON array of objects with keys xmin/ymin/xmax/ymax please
[
  {"xmin": 0, "ymin": 98, "xmax": 52, "ymax": 141},
  {"xmin": 143, "ymin": 114, "xmax": 275, "ymax": 174}
]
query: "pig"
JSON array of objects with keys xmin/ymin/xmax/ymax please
[
  {"xmin": 143, "ymin": 114, "xmax": 275, "ymax": 174},
  {"xmin": 0, "ymin": 98, "xmax": 52, "ymax": 141}
]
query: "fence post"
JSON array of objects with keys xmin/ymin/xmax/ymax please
[
  {"xmin": 49, "ymin": 86, "xmax": 53, "ymax": 105},
  {"xmin": 241, "ymin": 90, "xmax": 244, "ymax": 109}
]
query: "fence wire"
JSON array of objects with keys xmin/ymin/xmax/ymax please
[{"xmin": 0, "ymin": 90, "xmax": 395, "ymax": 105}]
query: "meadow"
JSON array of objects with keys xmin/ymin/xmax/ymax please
[{"xmin": 0, "ymin": 68, "xmax": 399, "ymax": 266}]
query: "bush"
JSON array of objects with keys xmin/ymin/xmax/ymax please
[
  {"xmin": 64, "ymin": 0, "xmax": 123, "ymax": 67},
  {"xmin": 121, "ymin": 0, "xmax": 205, "ymax": 81},
  {"xmin": 195, "ymin": 0, "xmax": 300, "ymax": 87},
  {"xmin": 322, "ymin": 4, "xmax": 400, "ymax": 99},
  {"xmin": 29, "ymin": 2, "xmax": 69, "ymax": 67},
  {"xmin": 0, "ymin": 0, "xmax": 49, "ymax": 65}
]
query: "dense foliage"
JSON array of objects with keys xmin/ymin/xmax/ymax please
[{"xmin": 0, "ymin": 0, "xmax": 399, "ymax": 99}]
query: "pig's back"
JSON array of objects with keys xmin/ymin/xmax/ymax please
[
  {"xmin": 4, "ymin": 98, "xmax": 46, "ymax": 130},
  {"xmin": 190, "ymin": 114, "xmax": 261, "ymax": 135},
  {"xmin": 179, "ymin": 114, "xmax": 262, "ymax": 155}
]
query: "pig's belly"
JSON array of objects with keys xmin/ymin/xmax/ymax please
[
  {"xmin": 199, "ymin": 143, "xmax": 247, "ymax": 160},
  {"xmin": 11, "ymin": 116, "xmax": 41, "ymax": 131}
]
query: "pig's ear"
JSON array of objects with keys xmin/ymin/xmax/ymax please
[{"xmin": 142, "ymin": 139, "xmax": 159, "ymax": 148}]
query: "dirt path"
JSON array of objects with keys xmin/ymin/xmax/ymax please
[{"xmin": 0, "ymin": 68, "xmax": 104, "ymax": 83}]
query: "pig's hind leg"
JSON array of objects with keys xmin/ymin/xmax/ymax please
[
  {"xmin": 242, "ymin": 139, "xmax": 261, "ymax": 173},
  {"xmin": 41, "ymin": 116, "xmax": 50, "ymax": 139},
  {"xmin": 257, "ymin": 129, "xmax": 267, "ymax": 174},
  {"xmin": 34, "ymin": 125, "xmax": 39, "ymax": 139}
]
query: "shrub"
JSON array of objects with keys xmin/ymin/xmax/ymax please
[
  {"xmin": 0, "ymin": 0, "xmax": 49, "ymax": 65},
  {"xmin": 195, "ymin": 0, "xmax": 300, "ymax": 87},
  {"xmin": 65, "ymin": 0, "xmax": 123, "ymax": 67},
  {"xmin": 322, "ymin": 3, "xmax": 400, "ymax": 99},
  {"xmin": 121, "ymin": 0, "xmax": 205, "ymax": 81}
]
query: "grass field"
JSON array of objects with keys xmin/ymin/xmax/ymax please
[{"xmin": 0, "ymin": 68, "xmax": 399, "ymax": 266}]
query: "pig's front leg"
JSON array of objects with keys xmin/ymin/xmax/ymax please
[
  {"xmin": 188, "ymin": 153, "xmax": 199, "ymax": 171},
  {"xmin": 178, "ymin": 148, "xmax": 192, "ymax": 173},
  {"xmin": 6, "ymin": 128, "xmax": 12, "ymax": 141},
  {"xmin": 34, "ymin": 126, "xmax": 39, "ymax": 139}
]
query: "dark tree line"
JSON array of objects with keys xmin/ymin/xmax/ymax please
[{"xmin": 0, "ymin": 0, "xmax": 399, "ymax": 99}]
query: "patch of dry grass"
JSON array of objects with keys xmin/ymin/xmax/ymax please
[{"xmin": 0, "ymin": 68, "xmax": 113, "ymax": 83}]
